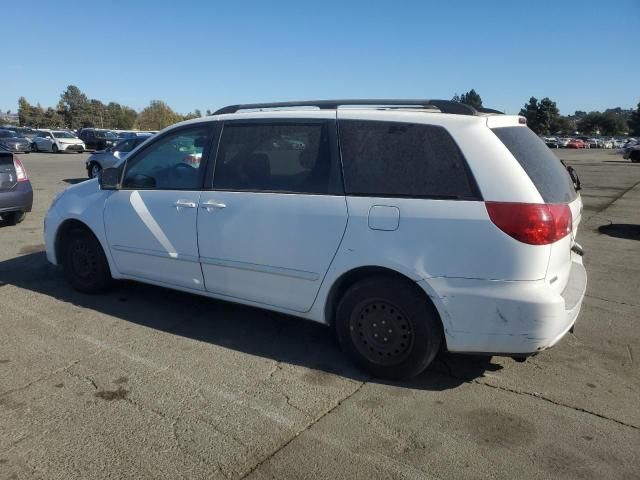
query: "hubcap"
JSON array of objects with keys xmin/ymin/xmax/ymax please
[
  {"xmin": 349, "ymin": 300, "xmax": 414, "ymax": 366},
  {"xmin": 91, "ymin": 164, "xmax": 101, "ymax": 177}
]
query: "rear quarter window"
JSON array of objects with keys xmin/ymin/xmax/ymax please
[
  {"xmin": 492, "ymin": 126, "xmax": 577, "ymax": 203},
  {"xmin": 338, "ymin": 120, "xmax": 480, "ymax": 199}
]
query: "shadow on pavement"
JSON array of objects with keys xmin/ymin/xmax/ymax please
[
  {"xmin": 63, "ymin": 178, "xmax": 88, "ymax": 184},
  {"xmin": 0, "ymin": 252, "xmax": 498, "ymax": 391},
  {"xmin": 598, "ymin": 223, "xmax": 640, "ymax": 241}
]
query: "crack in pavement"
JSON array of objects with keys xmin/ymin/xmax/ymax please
[
  {"xmin": 237, "ymin": 379, "xmax": 368, "ymax": 480},
  {"xmin": 439, "ymin": 356, "xmax": 639, "ymax": 430},
  {"xmin": 585, "ymin": 294, "xmax": 640, "ymax": 308},
  {"xmin": 472, "ymin": 379, "xmax": 640, "ymax": 431}
]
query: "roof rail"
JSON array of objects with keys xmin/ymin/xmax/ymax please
[{"xmin": 213, "ymin": 99, "xmax": 498, "ymax": 116}]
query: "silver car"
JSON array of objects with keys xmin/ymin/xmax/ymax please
[
  {"xmin": 0, "ymin": 129, "xmax": 32, "ymax": 153},
  {"xmin": 85, "ymin": 134, "xmax": 152, "ymax": 178}
]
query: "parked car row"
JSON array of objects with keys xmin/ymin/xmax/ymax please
[
  {"xmin": 542, "ymin": 136, "xmax": 628, "ymax": 149},
  {"xmin": 0, "ymin": 125, "xmax": 158, "ymax": 154}
]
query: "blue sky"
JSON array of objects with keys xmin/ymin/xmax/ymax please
[{"xmin": 3, "ymin": 0, "xmax": 639, "ymax": 116}]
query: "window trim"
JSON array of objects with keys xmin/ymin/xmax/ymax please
[
  {"xmin": 336, "ymin": 119, "xmax": 483, "ymax": 201},
  {"xmin": 118, "ymin": 122, "xmax": 216, "ymax": 191},
  {"xmin": 207, "ymin": 118, "xmax": 344, "ymax": 196}
]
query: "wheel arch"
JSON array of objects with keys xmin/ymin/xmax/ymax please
[
  {"xmin": 324, "ymin": 266, "xmax": 438, "ymax": 326},
  {"xmin": 54, "ymin": 218, "xmax": 103, "ymax": 265}
]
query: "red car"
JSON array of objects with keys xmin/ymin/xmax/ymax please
[{"xmin": 566, "ymin": 138, "xmax": 586, "ymax": 149}]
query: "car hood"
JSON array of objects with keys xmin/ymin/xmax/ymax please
[{"xmin": 56, "ymin": 137, "xmax": 84, "ymax": 144}]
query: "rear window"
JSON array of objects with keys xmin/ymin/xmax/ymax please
[
  {"xmin": 338, "ymin": 120, "xmax": 479, "ymax": 199},
  {"xmin": 492, "ymin": 126, "xmax": 577, "ymax": 203}
]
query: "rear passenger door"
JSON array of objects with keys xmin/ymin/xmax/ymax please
[{"xmin": 197, "ymin": 116, "xmax": 347, "ymax": 313}]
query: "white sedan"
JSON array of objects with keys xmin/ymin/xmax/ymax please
[{"xmin": 32, "ymin": 130, "xmax": 85, "ymax": 153}]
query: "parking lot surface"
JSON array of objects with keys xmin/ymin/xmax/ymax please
[{"xmin": 1, "ymin": 149, "xmax": 639, "ymax": 479}]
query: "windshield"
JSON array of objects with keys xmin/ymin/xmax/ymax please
[
  {"xmin": 0, "ymin": 130, "xmax": 18, "ymax": 138},
  {"xmin": 96, "ymin": 131, "xmax": 117, "ymax": 139},
  {"xmin": 53, "ymin": 131, "xmax": 76, "ymax": 139}
]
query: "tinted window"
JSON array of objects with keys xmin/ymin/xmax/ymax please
[
  {"xmin": 213, "ymin": 122, "xmax": 338, "ymax": 194},
  {"xmin": 122, "ymin": 126, "xmax": 209, "ymax": 190},
  {"xmin": 492, "ymin": 126, "xmax": 577, "ymax": 203},
  {"xmin": 339, "ymin": 120, "xmax": 479, "ymax": 199}
]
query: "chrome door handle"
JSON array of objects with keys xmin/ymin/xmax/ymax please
[
  {"xmin": 200, "ymin": 200, "xmax": 226, "ymax": 210},
  {"xmin": 174, "ymin": 200, "xmax": 197, "ymax": 209}
]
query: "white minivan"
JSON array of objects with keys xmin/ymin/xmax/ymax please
[{"xmin": 44, "ymin": 100, "xmax": 587, "ymax": 379}]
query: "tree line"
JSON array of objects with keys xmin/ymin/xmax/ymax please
[
  {"xmin": 13, "ymin": 85, "xmax": 640, "ymax": 136},
  {"xmin": 17, "ymin": 85, "xmax": 204, "ymax": 131},
  {"xmin": 452, "ymin": 89, "xmax": 640, "ymax": 136}
]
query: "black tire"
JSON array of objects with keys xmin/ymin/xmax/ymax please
[
  {"xmin": 2, "ymin": 211, "xmax": 26, "ymax": 225},
  {"xmin": 630, "ymin": 151, "xmax": 640, "ymax": 163},
  {"xmin": 32, "ymin": 143, "xmax": 38, "ymax": 152},
  {"xmin": 335, "ymin": 275, "xmax": 443, "ymax": 380},
  {"xmin": 52, "ymin": 144, "xmax": 59, "ymax": 153},
  {"xmin": 61, "ymin": 227, "xmax": 113, "ymax": 293},
  {"xmin": 88, "ymin": 162, "xmax": 102, "ymax": 178}
]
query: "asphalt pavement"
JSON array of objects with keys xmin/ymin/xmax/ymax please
[{"xmin": 0, "ymin": 149, "xmax": 639, "ymax": 479}]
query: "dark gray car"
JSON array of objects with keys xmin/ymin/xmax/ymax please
[
  {"xmin": 0, "ymin": 129, "xmax": 32, "ymax": 153},
  {"xmin": 0, "ymin": 145, "xmax": 33, "ymax": 225}
]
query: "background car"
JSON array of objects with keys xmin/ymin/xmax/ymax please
[
  {"xmin": 0, "ymin": 144, "xmax": 32, "ymax": 225},
  {"xmin": 0, "ymin": 129, "xmax": 32, "ymax": 153},
  {"xmin": 85, "ymin": 134, "xmax": 153, "ymax": 178},
  {"xmin": 557, "ymin": 137, "xmax": 571, "ymax": 148},
  {"xmin": 623, "ymin": 144, "xmax": 640, "ymax": 162},
  {"xmin": 5, "ymin": 126, "xmax": 38, "ymax": 141},
  {"xmin": 78, "ymin": 128, "xmax": 118, "ymax": 151},
  {"xmin": 566, "ymin": 138, "xmax": 586, "ymax": 149},
  {"xmin": 32, "ymin": 130, "xmax": 85, "ymax": 153}
]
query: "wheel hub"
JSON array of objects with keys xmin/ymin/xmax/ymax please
[{"xmin": 350, "ymin": 301, "xmax": 414, "ymax": 366}]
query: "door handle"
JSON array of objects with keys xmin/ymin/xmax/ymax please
[
  {"xmin": 200, "ymin": 200, "xmax": 226, "ymax": 211},
  {"xmin": 173, "ymin": 200, "xmax": 197, "ymax": 209}
]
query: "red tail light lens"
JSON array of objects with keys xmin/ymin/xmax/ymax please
[
  {"xmin": 13, "ymin": 157, "xmax": 28, "ymax": 182},
  {"xmin": 486, "ymin": 202, "xmax": 572, "ymax": 245}
]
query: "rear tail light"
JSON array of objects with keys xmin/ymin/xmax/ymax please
[
  {"xmin": 13, "ymin": 157, "xmax": 28, "ymax": 182},
  {"xmin": 486, "ymin": 202, "xmax": 571, "ymax": 245}
]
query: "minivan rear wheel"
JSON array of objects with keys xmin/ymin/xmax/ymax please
[
  {"xmin": 335, "ymin": 275, "xmax": 442, "ymax": 380},
  {"xmin": 62, "ymin": 227, "xmax": 113, "ymax": 293}
]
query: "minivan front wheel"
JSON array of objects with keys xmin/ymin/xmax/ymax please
[
  {"xmin": 335, "ymin": 275, "xmax": 442, "ymax": 380},
  {"xmin": 62, "ymin": 227, "xmax": 112, "ymax": 293}
]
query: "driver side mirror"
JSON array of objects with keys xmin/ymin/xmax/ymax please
[{"xmin": 99, "ymin": 168, "xmax": 120, "ymax": 190}]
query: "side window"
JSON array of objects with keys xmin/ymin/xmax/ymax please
[
  {"xmin": 338, "ymin": 120, "xmax": 479, "ymax": 199},
  {"xmin": 122, "ymin": 126, "xmax": 209, "ymax": 190},
  {"xmin": 213, "ymin": 122, "xmax": 336, "ymax": 194}
]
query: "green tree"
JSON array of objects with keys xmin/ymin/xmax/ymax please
[
  {"xmin": 535, "ymin": 97, "xmax": 560, "ymax": 135},
  {"xmin": 519, "ymin": 96, "xmax": 561, "ymax": 134},
  {"xmin": 135, "ymin": 100, "xmax": 182, "ymax": 130},
  {"xmin": 18, "ymin": 97, "xmax": 33, "ymax": 126},
  {"xmin": 106, "ymin": 102, "xmax": 137, "ymax": 129},
  {"xmin": 629, "ymin": 102, "xmax": 640, "ymax": 136},
  {"xmin": 182, "ymin": 109, "xmax": 202, "ymax": 121},
  {"xmin": 519, "ymin": 97, "xmax": 540, "ymax": 132},
  {"xmin": 59, "ymin": 85, "xmax": 91, "ymax": 128},
  {"xmin": 577, "ymin": 112, "xmax": 628, "ymax": 136},
  {"xmin": 550, "ymin": 116, "xmax": 575, "ymax": 135},
  {"xmin": 458, "ymin": 89, "xmax": 483, "ymax": 110}
]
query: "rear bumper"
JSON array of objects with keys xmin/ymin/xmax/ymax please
[
  {"xmin": 420, "ymin": 258, "xmax": 587, "ymax": 355},
  {"xmin": 0, "ymin": 181, "xmax": 33, "ymax": 213},
  {"xmin": 60, "ymin": 143, "xmax": 85, "ymax": 152}
]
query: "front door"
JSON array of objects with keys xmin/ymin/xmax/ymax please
[
  {"xmin": 197, "ymin": 117, "xmax": 348, "ymax": 312},
  {"xmin": 104, "ymin": 124, "xmax": 212, "ymax": 290}
]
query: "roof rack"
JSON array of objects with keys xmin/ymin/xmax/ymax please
[{"xmin": 213, "ymin": 99, "xmax": 502, "ymax": 116}]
